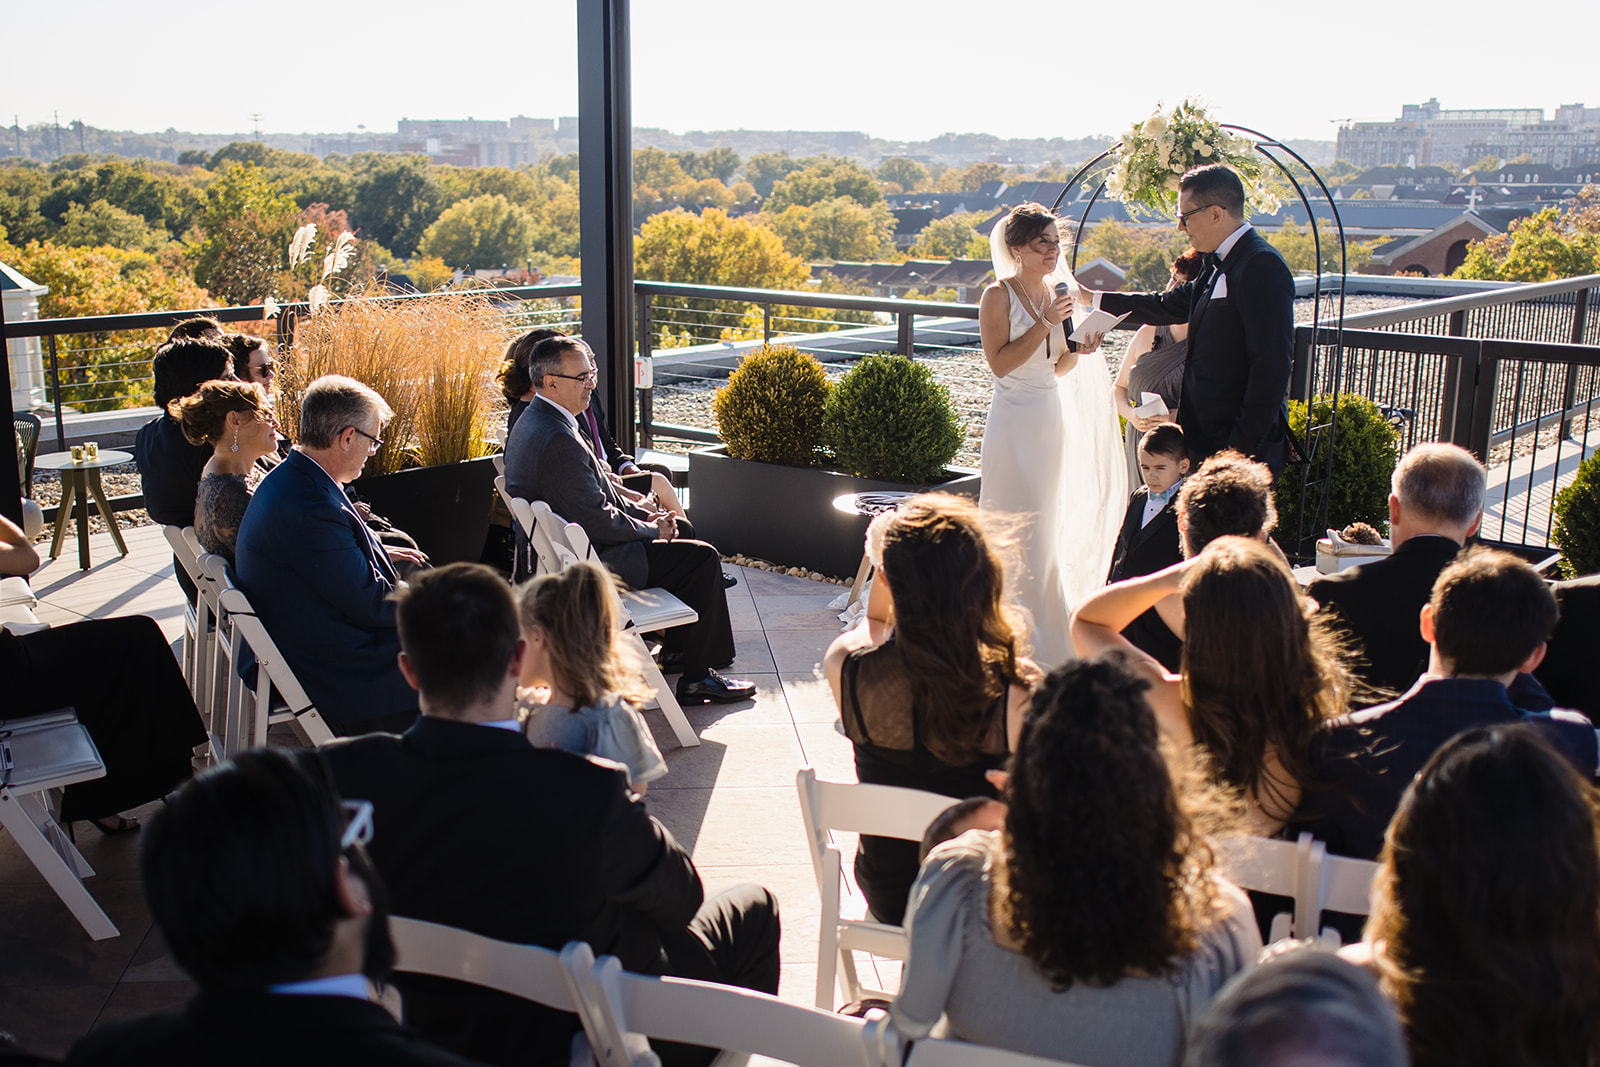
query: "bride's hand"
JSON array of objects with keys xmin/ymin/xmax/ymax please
[
  {"xmin": 1043, "ymin": 293, "xmax": 1073, "ymax": 326},
  {"xmin": 1077, "ymin": 330, "xmax": 1106, "ymax": 353}
]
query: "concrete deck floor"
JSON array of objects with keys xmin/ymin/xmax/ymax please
[{"xmin": 1, "ymin": 522, "xmax": 890, "ymax": 1059}]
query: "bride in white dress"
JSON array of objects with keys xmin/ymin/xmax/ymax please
[{"xmin": 978, "ymin": 203, "xmax": 1127, "ymax": 667}]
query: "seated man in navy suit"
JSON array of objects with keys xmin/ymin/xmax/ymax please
[
  {"xmin": 1294, "ymin": 546, "xmax": 1599, "ymax": 864},
  {"xmin": 236, "ymin": 375, "xmax": 427, "ymax": 735}
]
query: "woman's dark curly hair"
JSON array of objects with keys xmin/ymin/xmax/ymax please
[
  {"xmin": 872, "ymin": 493, "xmax": 1033, "ymax": 765},
  {"xmin": 1368, "ymin": 725, "xmax": 1600, "ymax": 1067},
  {"xmin": 497, "ymin": 328, "xmax": 566, "ymax": 402},
  {"xmin": 997, "ymin": 655, "xmax": 1221, "ymax": 989},
  {"xmin": 1180, "ymin": 536, "xmax": 1349, "ymax": 820}
]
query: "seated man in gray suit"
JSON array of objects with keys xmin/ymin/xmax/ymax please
[{"xmin": 505, "ymin": 337, "xmax": 754, "ymax": 705}]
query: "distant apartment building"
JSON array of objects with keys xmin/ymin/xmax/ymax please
[
  {"xmin": 1337, "ymin": 99, "xmax": 1600, "ymax": 168},
  {"xmin": 386, "ymin": 115, "xmax": 575, "ymax": 167}
]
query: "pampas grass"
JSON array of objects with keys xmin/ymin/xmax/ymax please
[{"xmin": 278, "ymin": 289, "xmax": 504, "ymax": 475}]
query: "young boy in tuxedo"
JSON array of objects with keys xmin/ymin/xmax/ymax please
[
  {"xmin": 1108, "ymin": 424, "xmax": 1191, "ymax": 585},
  {"xmin": 1107, "ymin": 424, "xmax": 1191, "ymax": 670}
]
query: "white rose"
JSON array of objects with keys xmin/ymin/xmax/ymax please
[
  {"xmin": 1171, "ymin": 161, "xmax": 1186, "ymax": 174},
  {"xmin": 1143, "ymin": 112, "xmax": 1168, "ymax": 138},
  {"xmin": 1198, "ymin": 143, "xmax": 1214, "ymax": 157}
]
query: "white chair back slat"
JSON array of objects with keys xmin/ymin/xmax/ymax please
[
  {"xmin": 216, "ymin": 586, "xmax": 335, "ymax": 750},
  {"xmin": 796, "ymin": 768, "xmax": 957, "ymax": 1009},
  {"xmin": 1214, "ymin": 833, "xmax": 1315, "ymax": 942},
  {"xmin": 389, "ymin": 918, "xmax": 600, "ymax": 1067},
  {"xmin": 577, "ymin": 953, "xmax": 874, "ymax": 1067},
  {"xmin": 1307, "ymin": 840, "xmax": 1380, "ymax": 945},
  {"xmin": 861, "ymin": 1014, "xmax": 1091, "ymax": 1067}
]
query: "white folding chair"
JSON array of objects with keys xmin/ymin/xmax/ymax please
[
  {"xmin": 573, "ymin": 951, "xmax": 876, "ymax": 1067},
  {"xmin": 214, "ymin": 587, "xmax": 336, "ymax": 755},
  {"xmin": 388, "ymin": 917, "xmax": 601, "ymax": 1067},
  {"xmin": 559, "ymin": 520, "xmax": 702, "ymax": 749},
  {"xmin": 1213, "ymin": 833, "xmax": 1318, "ymax": 942},
  {"xmin": 0, "ymin": 710, "xmax": 119, "ymax": 939},
  {"xmin": 492, "ymin": 454, "xmax": 506, "ymax": 476},
  {"xmin": 861, "ymin": 1015, "xmax": 1091, "ymax": 1067},
  {"xmin": 1304, "ymin": 839, "xmax": 1381, "ymax": 946},
  {"xmin": 163, "ymin": 526, "xmax": 211, "ymax": 716},
  {"xmin": 796, "ymin": 768, "xmax": 959, "ymax": 1009}
]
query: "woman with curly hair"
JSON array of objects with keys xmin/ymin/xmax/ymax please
[
  {"xmin": 1348, "ymin": 724, "xmax": 1600, "ymax": 1067},
  {"xmin": 823, "ymin": 493, "xmax": 1037, "ymax": 924},
  {"xmin": 1073, "ymin": 535, "xmax": 1350, "ymax": 831},
  {"xmin": 891, "ymin": 656, "xmax": 1260, "ymax": 1066},
  {"xmin": 170, "ymin": 379, "xmax": 280, "ymax": 562}
]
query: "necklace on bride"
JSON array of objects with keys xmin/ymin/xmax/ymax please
[{"xmin": 1011, "ymin": 278, "xmax": 1058, "ymax": 361}]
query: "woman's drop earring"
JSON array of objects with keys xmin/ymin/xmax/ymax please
[{"xmin": 230, "ymin": 427, "xmax": 240, "ymax": 453}]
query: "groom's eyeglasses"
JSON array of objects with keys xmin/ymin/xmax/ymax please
[{"xmin": 1176, "ymin": 204, "xmax": 1219, "ymax": 227}]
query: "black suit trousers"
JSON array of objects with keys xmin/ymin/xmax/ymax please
[
  {"xmin": 644, "ymin": 537, "xmax": 735, "ymax": 679},
  {"xmin": 653, "ymin": 883, "xmax": 782, "ymax": 1067}
]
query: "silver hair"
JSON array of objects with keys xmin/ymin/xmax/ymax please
[
  {"xmin": 298, "ymin": 374, "xmax": 392, "ymax": 449},
  {"xmin": 1391, "ymin": 442, "xmax": 1485, "ymax": 528},
  {"xmin": 528, "ymin": 337, "xmax": 592, "ymax": 391}
]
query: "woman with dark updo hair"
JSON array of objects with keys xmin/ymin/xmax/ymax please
[
  {"xmin": 824, "ymin": 493, "xmax": 1037, "ymax": 924},
  {"xmin": 171, "ymin": 380, "xmax": 279, "ymax": 561},
  {"xmin": 891, "ymin": 656, "xmax": 1259, "ymax": 1066},
  {"xmin": 1348, "ymin": 724, "xmax": 1600, "ymax": 1067}
]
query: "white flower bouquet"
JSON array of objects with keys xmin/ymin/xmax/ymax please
[{"xmin": 1095, "ymin": 101, "xmax": 1280, "ymax": 219}]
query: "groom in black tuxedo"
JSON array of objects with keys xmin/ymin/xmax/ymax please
[{"xmin": 1090, "ymin": 165, "xmax": 1295, "ymax": 476}]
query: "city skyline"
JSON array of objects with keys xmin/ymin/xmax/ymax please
[{"xmin": 5, "ymin": 0, "xmax": 1598, "ymax": 145}]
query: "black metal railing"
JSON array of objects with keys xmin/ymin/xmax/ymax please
[{"xmin": 1292, "ymin": 273, "xmax": 1600, "ymax": 551}]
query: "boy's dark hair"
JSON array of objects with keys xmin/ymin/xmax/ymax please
[
  {"xmin": 1430, "ymin": 546, "xmax": 1559, "ymax": 675},
  {"xmin": 395, "ymin": 562, "xmax": 520, "ymax": 715},
  {"xmin": 151, "ymin": 338, "xmax": 234, "ymax": 407},
  {"xmin": 1139, "ymin": 423, "xmax": 1187, "ymax": 463},
  {"xmin": 142, "ymin": 749, "xmax": 391, "ymax": 990},
  {"xmin": 1176, "ymin": 450, "xmax": 1276, "ymax": 556},
  {"xmin": 165, "ymin": 315, "xmax": 224, "ymax": 343},
  {"xmin": 919, "ymin": 797, "xmax": 996, "ymax": 863}
]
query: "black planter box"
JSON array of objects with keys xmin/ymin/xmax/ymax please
[
  {"xmin": 353, "ymin": 455, "xmax": 499, "ymax": 566},
  {"xmin": 688, "ymin": 446, "xmax": 980, "ymax": 579}
]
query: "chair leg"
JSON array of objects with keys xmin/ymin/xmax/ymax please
[
  {"xmin": 817, "ymin": 849, "xmax": 843, "ymax": 1009},
  {"xmin": 0, "ymin": 791, "xmax": 119, "ymax": 940},
  {"xmin": 837, "ymin": 944, "xmax": 865, "ymax": 1005},
  {"xmin": 634, "ymin": 637, "xmax": 700, "ymax": 748}
]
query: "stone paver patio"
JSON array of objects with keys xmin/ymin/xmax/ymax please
[{"xmin": 1, "ymin": 523, "xmax": 889, "ymax": 1059}]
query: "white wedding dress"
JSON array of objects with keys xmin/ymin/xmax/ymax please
[{"xmin": 979, "ymin": 246, "xmax": 1127, "ymax": 668}]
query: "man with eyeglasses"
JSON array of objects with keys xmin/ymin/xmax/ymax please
[
  {"xmin": 505, "ymin": 336, "xmax": 754, "ymax": 705},
  {"xmin": 65, "ymin": 748, "xmax": 480, "ymax": 1067},
  {"xmin": 1083, "ymin": 164, "xmax": 1294, "ymax": 476},
  {"xmin": 236, "ymin": 375, "xmax": 428, "ymax": 736}
]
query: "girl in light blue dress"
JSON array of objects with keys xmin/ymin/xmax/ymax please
[{"xmin": 516, "ymin": 561, "xmax": 667, "ymax": 792}]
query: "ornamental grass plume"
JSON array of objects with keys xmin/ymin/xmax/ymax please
[{"xmin": 277, "ymin": 288, "xmax": 503, "ymax": 474}]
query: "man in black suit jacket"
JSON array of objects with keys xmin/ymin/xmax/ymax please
[
  {"xmin": 505, "ymin": 336, "xmax": 752, "ymax": 705},
  {"xmin": 323, "ymin": 564, "xmax": 781, "ymax": 1067},
  {"xmin": 1090, "ymin": 165, "xmax": 1295, "ymax": 475},
  {"xmin": 67, "ymin": 748, "xmax": 478, "ymax": 1067},
  {"xmin": 1308, "ymin": 443, "xmax": 1485, "ymax": 705}
]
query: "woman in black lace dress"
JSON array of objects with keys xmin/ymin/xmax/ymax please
[{"xmin": 171, "ymin": 380, "xmax": 279, "ymax": 562}]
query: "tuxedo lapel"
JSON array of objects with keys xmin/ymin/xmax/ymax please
[{"xmin": 1128, "ymin": 500, "xmax": 1177, "ymax": 552}]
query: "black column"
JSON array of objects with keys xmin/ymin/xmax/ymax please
[{"xmin": 578, "ymin": 0, "xmax": 637, "ymax": 453}]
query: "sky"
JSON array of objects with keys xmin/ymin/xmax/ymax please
[{"xmin": 6, "ymin": 0, "xmax": 1599, "ymax": 146}]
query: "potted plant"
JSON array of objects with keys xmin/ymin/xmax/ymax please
[
  {"xmin": 277, "ymin": 287, "xmax": 505, "ymax": 564},
  {"xmin": 689, "ymin": 346, "xmax": 978, "ymax": 578},
  {"xmin": 1274, "ymin": 393, "xmax": 1401, "ymax": 556},
  {"xmin": 1552, "ymin": 450, "xmax": 1600, "ymax": 577}
]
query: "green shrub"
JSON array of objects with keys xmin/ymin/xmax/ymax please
[
  {"xmin": 823, "ymin": 354, "xmax": 964, "ymax": 483},
  {"xmin": 712, "ymin": 344, "xmax": 830, "ymax": 466},
  {"xmin": 1553, "ymin": 450, "xmax": 1600, "ymax": 577},
  {"xmin": 1275, "ymin": 393, "xmax": 1400, "ymax": 546}
]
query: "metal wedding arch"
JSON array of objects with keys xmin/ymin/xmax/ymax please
[{"xmin": 1050, "ymin": 124, "xmax": 1350, "ymax": 556}]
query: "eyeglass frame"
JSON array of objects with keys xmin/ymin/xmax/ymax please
[
  {"xmin": 251, "ymin": 359, "xmax": 279, "ymax": 379},
  {"xmin": 348, "ymin": 426, "xmax": 384, "ymax": 453},
  {"xmin": 340, "ymin": 798, "xmax": 374, "ymax": 850},
  {"xmin": 546, "ymin": 369, "xmax": 598, "ymax": 386},
  {"xmin": 1176, "ymin": 203, "xmax": 1220, "ymax": 227}
]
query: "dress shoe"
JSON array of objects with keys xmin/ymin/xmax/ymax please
[
  {"xmin": 723, "ymin": 572, "xmax": 738, "ymax": 588},
  {"xmin": 676, "ymin": 669, "xmax": 756, "ymax": 705}
]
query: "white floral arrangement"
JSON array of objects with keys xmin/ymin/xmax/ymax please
[{"xmin": 1095, "ymin": 101, "xmax": 1280, "ymax": 219}]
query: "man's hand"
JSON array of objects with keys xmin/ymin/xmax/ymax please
[
  {"xmin": 654, "ymin": 514, "xmax": 678, "ymax": 540},
  {"xmin": 352, "ymin": 500, "xmax": 373, "ymax": 520},
  {"xmin": 387, "ymin": 546, "xmax": 430, "ymax": 569}
]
